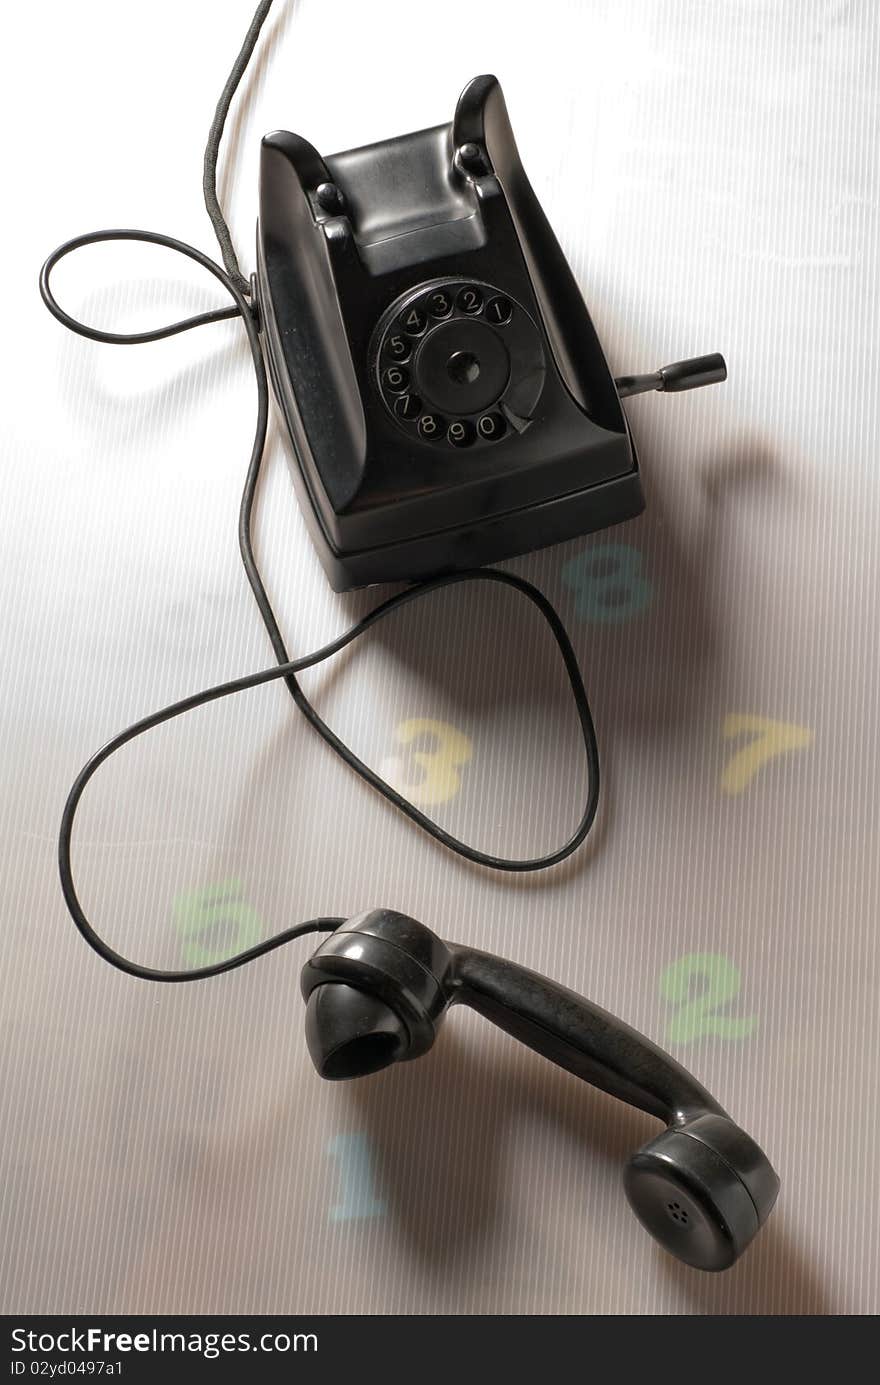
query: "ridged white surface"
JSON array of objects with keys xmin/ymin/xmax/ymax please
[{"xmin": 1, "ymin": 0, "xmax": 877, "ymax": 1314}]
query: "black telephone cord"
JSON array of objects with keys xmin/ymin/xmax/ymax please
[{"xmin": 40, "ymin": 1, "xmax": 601, "ymax": 984}]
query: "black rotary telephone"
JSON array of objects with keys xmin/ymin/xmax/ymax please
[
  {"xmin": 257, "ymin": 72, "xmax": 726, "ymax": 589},
  {"xmin": 41, "ymin": 2, "xmax": 775, "ymax": 1273}
]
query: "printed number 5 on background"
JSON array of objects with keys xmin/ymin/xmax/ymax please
[
  {"xmin": 379, "ymin": 718, "xmax": 473, "ymax": 807},
  {"xmin": 721, "ymin": 714, "xmax": 814, "ymax": 795},
  {"xmin": 172, "ymin": 878, "xmax": 263, "ymax": 967}
]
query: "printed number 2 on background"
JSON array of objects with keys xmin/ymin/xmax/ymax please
[
  {"xmin": 660, "ymin": 953, "xmax": 757, "ymax": 1044},
  {"xmin": 326, "ymin": 1133, "xmax": 386, "ymax": 1222},
  {"xmin": 721, "ymin": 714, "xmax": 814, "ymax": 794},
  {"xmin": 379, "ymin": 718, "xmax": 473, "ymax": 807}
]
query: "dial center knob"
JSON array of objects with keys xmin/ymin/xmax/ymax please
[
  {"xmin": 447, "ymin": 351, "xmax": 481, "ymax": 386},
  {"xmin": 414, "ymin": 319, "xmax": 510, "ymax": 415}
]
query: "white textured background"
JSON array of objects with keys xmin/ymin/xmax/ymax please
[{"xmin": 1, "ymin": 0, "xmax": 878, "ymax": 1313}]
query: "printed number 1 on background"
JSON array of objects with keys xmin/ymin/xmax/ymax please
[{"xmin": 326, "ymin": 1133, "xmax": 386, "ymax": 1222}]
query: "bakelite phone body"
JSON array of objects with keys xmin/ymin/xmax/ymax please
[{"xmin": 256, "ymin": 75, "xmax": 644, "ymax": 590}]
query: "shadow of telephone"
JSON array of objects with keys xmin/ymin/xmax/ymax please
[{"xmin": 257, "ymin": 73, "xmax": 725, "ymax": 590}]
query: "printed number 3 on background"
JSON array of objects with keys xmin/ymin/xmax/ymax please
[
  {"xmin": 721, "ymin": 714, "xmax": 813, "ymax": 794},
  {"xmin": 379, "ymin": 718, "xmax": 473, "ymax": 807},
  {"xmin": 660, "ymin": 953, "xmax": 757, "ymax": 1044},
  {"xmin": 561, "ymin": 542, "xmax": 653, "ymax": 624}
]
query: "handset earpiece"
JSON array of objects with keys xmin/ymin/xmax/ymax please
[{"xmin": 301, "ymin": 911, "xmax": 779, "ymax": 1271}]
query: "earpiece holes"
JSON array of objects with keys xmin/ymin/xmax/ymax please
[{"xmin": 666, "ymin": 1201, "xmax": 690, "ymax": 1225}]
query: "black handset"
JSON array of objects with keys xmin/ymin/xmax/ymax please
[
  {"xmin": 301, "ymin": 911, "xmax": 779, "ymax": 1272},
  {"xmin": 257, "ymin": 74, "xmax": 725, "ymax": 591}
]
